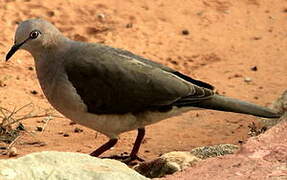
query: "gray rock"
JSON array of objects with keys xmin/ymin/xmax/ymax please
[
  {"xmin": 0, "ymin": 151, "xmax": 149, "ymax": 180},
  {"xmin": 191, "ymin": 144, "xmax": 239, "ymax": 159}
]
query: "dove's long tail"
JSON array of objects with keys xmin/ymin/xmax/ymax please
[{"xmin": 176, "ymin": 94, "xmax": 281, "ymax": 118}]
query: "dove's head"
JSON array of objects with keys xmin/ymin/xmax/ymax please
[{"xmin": 6, "ymin": 19, "xmax": 65, "ymax": 61}]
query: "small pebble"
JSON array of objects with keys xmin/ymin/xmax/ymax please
[
  {"xmin": 181, "ymin": 29, "xmax": 189, "ymax": 35},
  {"xmin": 8, "ymin": 147, "xmax": 18, "ymax": 157},
  {"xmin": 28, "ymin": 66, "xmax": 34, "ymax": 71},
  {"xmin": 0, "ymin": 80, "xmax": 6, "ymax": 87},
  {"xmin": 244, "ymin": 77, "xmax": 252, "ymax": 83},
  {"xmin": 74, "ymin": 127, "xmax": 83, "ymax": 133},
  {"xmin": 250, "ymin": 66, "xmax": 258, "ymax": 71},
  {"xmin": 58, "ymin": 131, "xmax": 64, "ymax": 135},
  {"xmin": 30, "ymin": 90, "xmax": 38, "ymax": 95},
  {"xmin": 47, "ymin": 11, "xmax": 55, "ymax": 17},
  {"xmin": 36, "ymin": 126, "xmax": 43, "ymax": 132},
  {"xmin": 97, "ymin": 13, "xmax": 105, "ymax": 22},
  {"xmin": 63, "ymin": 133, "xmax": 70, "ymax": 137}
]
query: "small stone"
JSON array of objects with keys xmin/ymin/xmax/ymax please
[
  {"xmin": 0, "ymin": 80, "xmax": 6, "ymax": 87},
  {"xmin": 30, "ymin": 90, "xmax": 38, "ymax": 95},
  {"xmin": 63, "ymin": 133, "xmax": 70, "ymax": 137},
  {"xmin": 36, "ymin": 126, "xmax": 43, "ymax": 132},
  {"xmin": 47, "ymin": 11, "xmax": 55, "ymax": 17},
  {"xmin": 97, "ymin": 13, "xmax": 105, "ymax": 22},
  {"xmin": 244, "ymin": 77, "xmax": 252, "ymax": 83},
  {"xmin": 74, "ymin": 127, "xmax": 83, "ymax": 133},
  {"xmin": 251, "ymin": 66, "xmax": 258, "ymax": 71},
  {"xmin": 58, "ymin": 131, "xmax": 64, "ymax": 135},
  {"xmin": 8, "ymin": 147, "xmax": 18, "ymax": 157},
  {"xmin": 28, "ymin": 66, "xmax": 34, "ymax": 71},
  {"xmin": 181, "ymin": 29, "xmax": 189, "ymax": 35}
]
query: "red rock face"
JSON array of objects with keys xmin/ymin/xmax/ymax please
[{"xmin": 161, "ymin": 118, "xmax": 287, "ymax": 180}]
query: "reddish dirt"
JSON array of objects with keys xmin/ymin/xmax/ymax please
[{"xmin": 0, "ymin": 0, "xmax": 286, "ymax": 161}]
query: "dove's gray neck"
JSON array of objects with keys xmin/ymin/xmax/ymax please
[
  {"xmin": 30, "ymin": 36, "xmax": 71, "ymax": 62},
  {"xmin": 33, "ymin": 36, "xmax": 73, "ymax": 100}
]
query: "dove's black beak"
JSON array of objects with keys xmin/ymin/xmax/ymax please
[
  {"xmin": 6, "ymin": 38, "xmax": 30, "ymax": 61},
  {"xmin": 6, "ymin": 44, "xmax": 21, "ymax": 61}
]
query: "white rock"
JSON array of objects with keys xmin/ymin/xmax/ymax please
[
  {"xmin": 0, "ymin": 151, "xmax": 149, "ymax": 180},
  {"xmin": 160, "ymin": 151, "xmax": 201, "ymax": 170},
  {"xmin": 244, "ymin": 77, "xmax": 252, "ymax": 83},
  {"xmin": 134, "ymin": 151, "xmax": 200, "ymax": 178}
]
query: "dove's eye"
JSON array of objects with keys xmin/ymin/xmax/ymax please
[{"xmin": 29, "ymin": 30, "xmax": 41, "ymax": 39}]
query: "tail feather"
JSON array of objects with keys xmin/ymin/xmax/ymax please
[{"xmin": 176, "ymin": 94, "xmax": 281, "ymax": 118}]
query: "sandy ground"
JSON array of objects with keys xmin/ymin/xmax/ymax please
[{"xmin": 0, "ymin": 0, "xmax": 286, "ymax": 161}]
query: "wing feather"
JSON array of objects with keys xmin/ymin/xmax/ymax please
[{"xmin": 64, "ymin": 43, "xmax": 214, "ymax": 114}]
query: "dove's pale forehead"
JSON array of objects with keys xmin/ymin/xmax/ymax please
[{"xmin": 15, "ymin": 19, "xmax": 59, "ymax": 43}]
